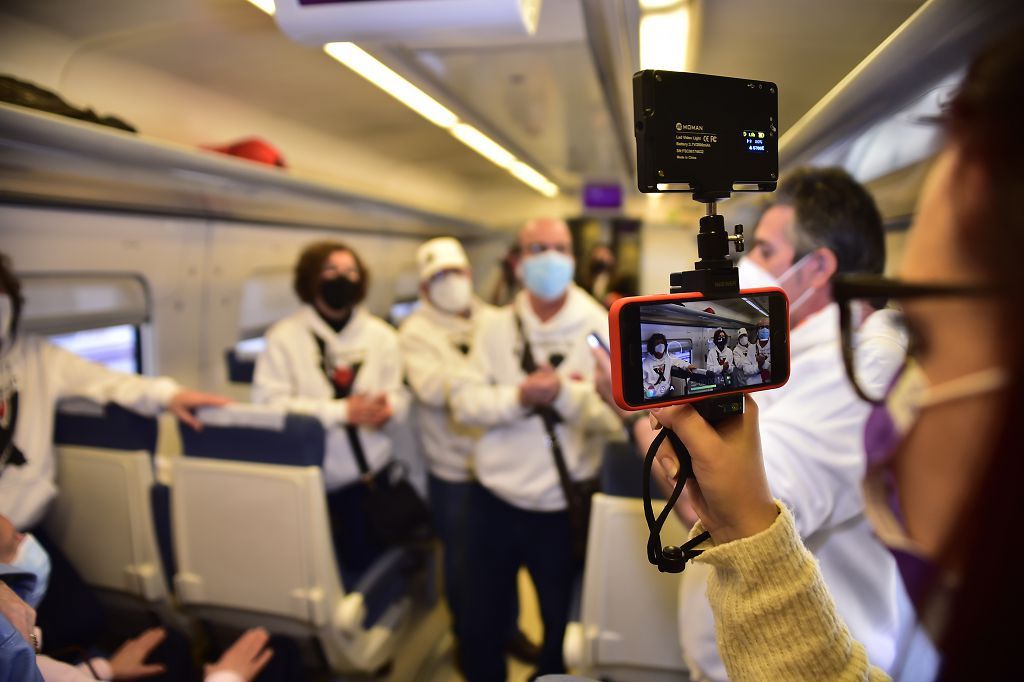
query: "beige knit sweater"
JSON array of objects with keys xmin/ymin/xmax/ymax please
[{"xmin": 691, "ymin": 503, "xmax": 891, "ymax": 681}]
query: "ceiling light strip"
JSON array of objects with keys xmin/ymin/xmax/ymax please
[
  {"xmin": 244, "ymin": 3, "xmax": 557, "ymax": 196},
  {"xmin": 324, "ymin": 42, "xmax": 459, "ymax": 128},
  {"xmin": 323, "ymin": 42, "xmax": 557, "ymax": 197}
]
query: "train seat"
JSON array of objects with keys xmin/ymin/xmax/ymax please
[
  {"xmin": 171, "ymin": 404, "xmax": 429, "ymax": 674},
  {"xmin": 564, "ymin": 493, "xmax": 688, "ymax": 681},
  {"xmin": 45, "ymin": 399, "xmax": 179, "ymax": 625},
  {"xmin": 223, "ymin": 348, "xmax": 256, "ymax": 385}
]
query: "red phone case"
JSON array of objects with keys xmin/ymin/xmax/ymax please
[{"xmin": 607, "ymin": 287, "xmax": 791, "ymax": 411}]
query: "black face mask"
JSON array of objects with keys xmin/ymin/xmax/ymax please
[
  {"xmin": 590, "ymin": 260, "xmax": 610, "ymax": 274},
  {"xmin": 319, "ymin": 277, "xmax": 360, "ymax": 311},
  {"xmin": 715, "ymin": 338, "xmax": 727, "ymax": 350}
]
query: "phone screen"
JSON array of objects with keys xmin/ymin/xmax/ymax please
[{"xmin": 614, "ymin": 289, "xmax": 789, "ymax": 408}]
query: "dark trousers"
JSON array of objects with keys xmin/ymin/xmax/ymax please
[
  {"xmin": 461, "ymin": 485, "xmax": 577, "ymax": 681},
  {"xmin": 326, "ymin": 474, "xmax": 387, "ymax": 581},
  {"xmin": 428, "ymin": 474, "xmax": 473, "ymax": 640}
]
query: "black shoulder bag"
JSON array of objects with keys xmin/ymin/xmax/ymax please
[
  {"xmin": 514, "ymin": 314, "xmax": 599, "ymax": 562},
  {"xmin": 312, "ymin": 334, "xmax": 432, "ymax": 547}
]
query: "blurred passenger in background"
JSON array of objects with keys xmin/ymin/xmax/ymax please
[
  {"xmin": 398, "ymin": 237, "xmax": 537, "ymax": 666},
  {"xmin": 486, "ymin": 242, "xmax": 521, "ymax": 307},
  {"xmin": 0, "ymin": 251, "xmax": 228, "ymax": 652},
  {"xmin": 582, "ymin": 244, "xmax": 616, "ymax": 301},
  {"xmin": 452, "ymin": 218, "xmax": 621, "ymax": 681},
  {"xmin": 659, "ymin": 168, "xmax": 916, "ymax": 681},
  {"xmin": 252, "ymin": 241, "xmax": 409, "ymax": 576},
  {"xmin": 645, "ymin": 29, "xmax": 1023, "ymax": 679},
  {"xmin": 0, "ymin": 513, "xmax": 281, "ymax": 681},
  {"xmin": 599, "ymin": 272, "xmax": 638, "ymax": 310}
]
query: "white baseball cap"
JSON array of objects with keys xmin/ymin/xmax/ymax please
[{"xmin": 417, "ymin": 237, "xmax": 469, "ymax": 281}]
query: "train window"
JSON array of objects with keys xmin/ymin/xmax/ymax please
[
  {"xmin": 19, "ymin": 273, "xmax": 149, "ymax": 373},
  {"xmin": 238, "ymin": 268, "xmax": 297, "ymax": 340},
  {"xmin": 49, "ymin": 324, "xmax": 141, "ymax": 374},
  {"xmin": 388, "ymin": 297, "xmax": 420, "ymax": 327},
  {"xmin": 234, "ymin": 336, "xmax": 267, "ymax": 357}
]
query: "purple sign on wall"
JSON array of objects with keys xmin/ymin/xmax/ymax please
[{"xmin": 583, "ymin": 183, "xmax": 623, "ymax": 210}]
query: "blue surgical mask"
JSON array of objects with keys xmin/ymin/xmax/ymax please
[
  {"xmin": 757, "ymin": 328, "xmax": 770, "ymax": 342},
  {"xmin": 8, "ymin": 533, "xmax": 51, "ymax": 608},
  {"xmin": 521, "ymin": 251, "xmax": 574, "ymax": 301}
]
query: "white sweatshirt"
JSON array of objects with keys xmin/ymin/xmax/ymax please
[
  {"xmin": 450, "ymin": 286, "xmax": 621, "ymax": 512},
  {"xmin": 678, "ymin": 304, "xmax": 916, "ymax": 680},
  {"xmin": 397, "ymin": 298, "xmax": 494, "ymax": 483},
  {"xmin": 731, "ymin": 341, "xmax": 761, "ymax": 386},
  {"xmin": 251, "ymin": 306, "xmax": 409, "ymax": 491},
  {"xmin": 642, "ymin": 353, "xmax": 677, "ymax": 398},
  {"xmin": 0, "ymin": 336, "xmax": 179, "ymax": 530}
]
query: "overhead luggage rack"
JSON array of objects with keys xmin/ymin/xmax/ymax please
[{"xmin": 0, "ymin": 102, "xmax": 483, "ymax": 237}]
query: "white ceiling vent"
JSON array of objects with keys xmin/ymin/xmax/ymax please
[{"xmin": 274, "ymin": 0, "xmax": 542, "ymax": 47}]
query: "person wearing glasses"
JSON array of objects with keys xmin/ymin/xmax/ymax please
[
  {"xmin": 646, "ymin": 28, "xmax": 1022, "ymax": 681},
  {"xmin": 451, "ymin": 218, "xmax": 621, "ymax": 681},
  {"xmin": 663, "ymin": 167, "xmax": 921, "ymax": 682},
  {"xmin": 252, "ymin": 241, "xmax": 410, "ymax": 577}
]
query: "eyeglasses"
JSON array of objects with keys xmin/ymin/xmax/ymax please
[
  {"xmin": 833, "ymin": 274, "xmax": 991, "ymax": 404},
  {"xmin": 522, "ymin": 242, "xmax": 571, "ymax": 256}
]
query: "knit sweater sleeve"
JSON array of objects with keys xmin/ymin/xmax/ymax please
[{"xmin": 692, "ymin": 503, "xmax": 891, "ymax": 682}]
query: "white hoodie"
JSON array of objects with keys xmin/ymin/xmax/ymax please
[
  {"xmin": 451, "ymin": 286, "xmax": 620, "ymax": 512},
  {"xmin": 0, "ymin": 336, "xmax": 179, "ymax": 529},
  {"xmin": 252, "ymin": 306, "xmax": 409, "ymax": 490},
  {"xmin": 398, "ymin": 298, "xmax": 494, "ymax": 483}
]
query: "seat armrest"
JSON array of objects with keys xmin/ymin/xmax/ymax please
[{"xmin": 349, "ymin": 548, "xmax": 417, "ymax": 628}]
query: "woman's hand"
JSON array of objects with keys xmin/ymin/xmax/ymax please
[
  {"xmin": 169, "ymin": 390, "xmax": 231, "ymax": 430},
  {"xmin": 205, "ymin": 628, "xmax": 274, "ymax": 682},
  {"xmin": 108, "ymin": 627, "xmax": 167, "ymax": 679},
  {"xmin": 650, "ymin": 395, "xmax": 778, "ymax": 544}
]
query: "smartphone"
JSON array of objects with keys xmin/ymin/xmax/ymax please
[
  {"xmin": 609, "ymin": 288, "xmax": 790, "ymax": 410},
  {"xmin": 586, "ymin": 331, "xmax": 611, "ymax": 354}
]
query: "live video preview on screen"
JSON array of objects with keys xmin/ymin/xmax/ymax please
[{"xmin": 639, "ymin": 294, "xmax": 774, "ymax": 402}]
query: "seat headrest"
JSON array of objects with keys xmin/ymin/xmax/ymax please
[
  {"xmin": 54, "ymin": 400, "xmax": 158, "ymax": 453},
  {"xmin": 179, "ymin": 404, "xmax": 325, "ymax": 468}
]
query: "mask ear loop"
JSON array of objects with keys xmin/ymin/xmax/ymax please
[{"xmin": 643, "ymin": 427, "xmax": 712, "ymax": 573}]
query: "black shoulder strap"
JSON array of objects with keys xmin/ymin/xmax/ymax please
[
  {"xmin": 512, "ymin": 312, "xmax": 582, "ymax": 511},
  {"xmin": 311, "ymin": 333, "xmax": 371, "ymax": 479}
]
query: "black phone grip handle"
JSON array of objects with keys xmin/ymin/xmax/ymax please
[{"xmin": 642, "ymin": 397, "xmax": 739, "ymax": 573}]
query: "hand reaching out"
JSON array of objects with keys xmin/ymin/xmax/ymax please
[
  {"xmin": 205, "ymin": 628, "xmax": 274, "ymax": 682},
  {"xmin": 108, "ymin": 627, "xmax": 167, "ymax": 679},
  {"xmin": 169, "ymin": 390, "xmax": 231, "ymax": 430}
]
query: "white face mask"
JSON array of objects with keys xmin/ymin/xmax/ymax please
[
  {"xmin": 654, "ymin": 344, "xmax": 665, "ymax": 355},
  {"xmin": 0, "ymin": 295, "xmax": 12, "ymax": 349},
  {"xmin": 738, "ymin": 336, "xmax": 749, "ymax": 346},
  {"xmin": 428, "ymin": 273, "xmax": 473, "ymax": 314},
  {"xmin": 738, "ymin": 254, "xmax": 818, "ymax": 318}
]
